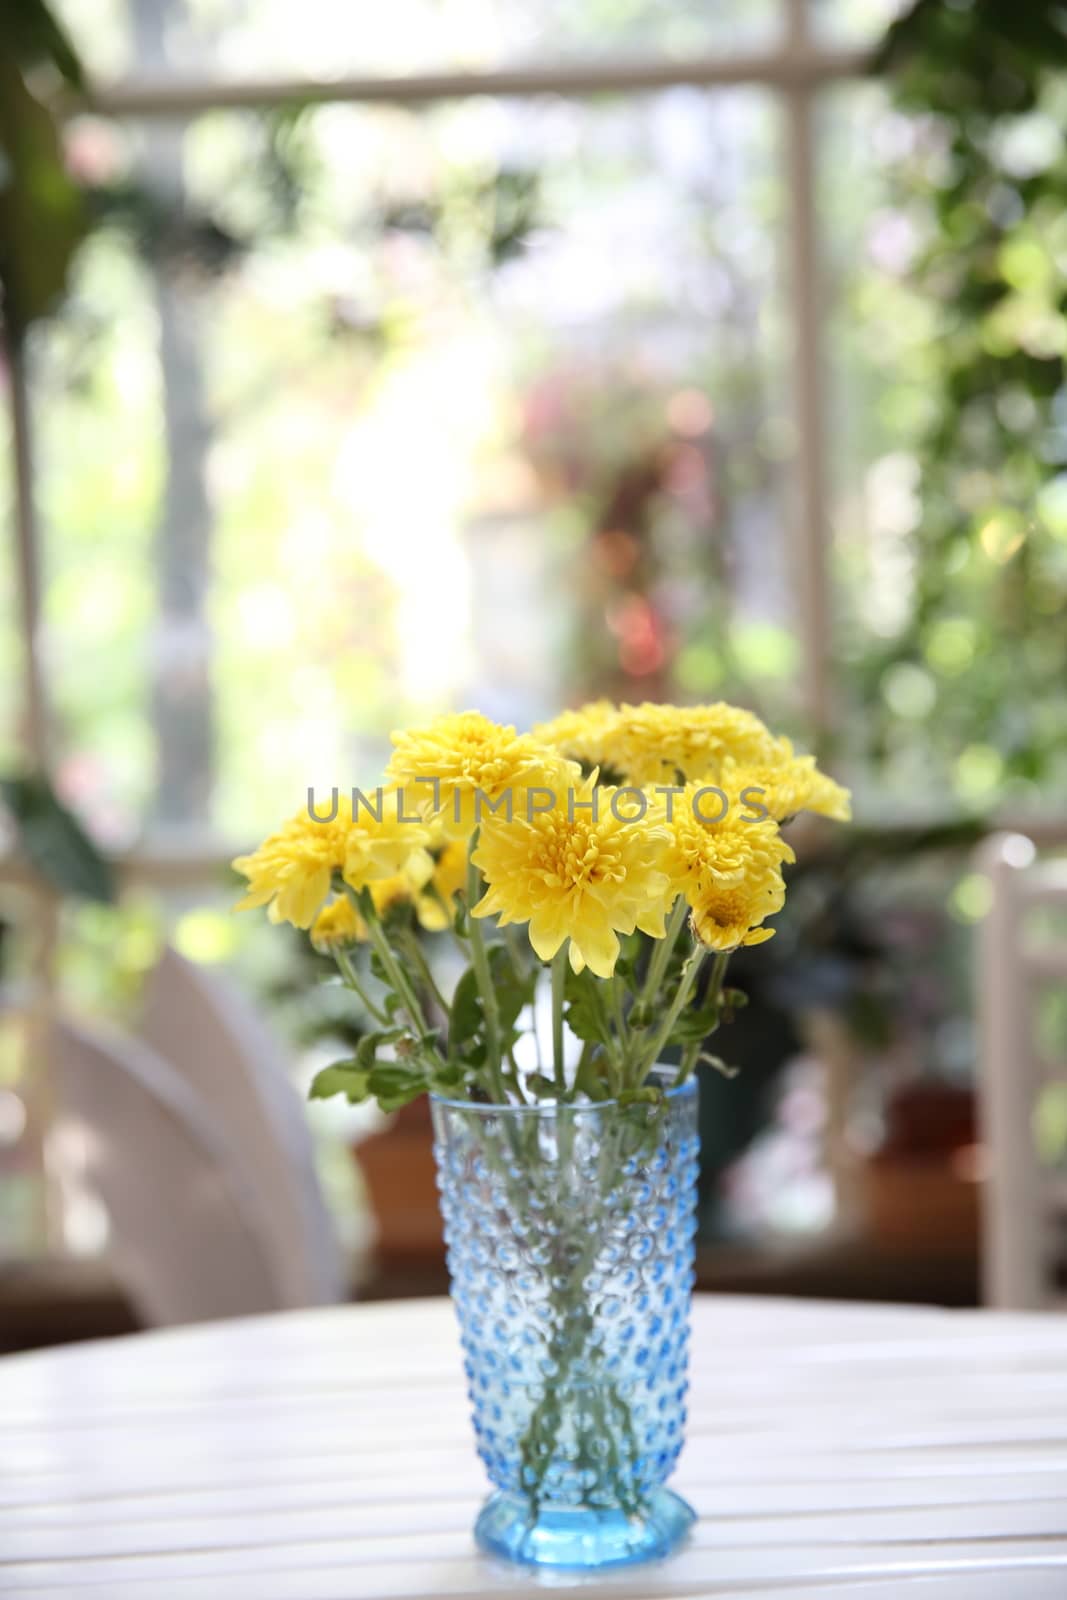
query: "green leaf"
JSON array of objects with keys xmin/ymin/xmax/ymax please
[
  {"xmin": 355, "ymin": 1028, "xmax": 404, "ymax": 1068},
  {"xmin": 0, "ymin": 58, "xmax": 88, "ymax": 332},
  {"xmin": 627, "ymin": 998, "xmax": 652, "ymax": 1030},
  {"xmin": 488, "ymin": 943, "xmax": 535, "ymax": 1031},
  {"xmin": 308, "ymin": 1062, "xmax": 372, "ymax": 1103},
  {"xmin": 563, "ymin": 966, "xmax": 613, "ymax": 1046},
  {"xmin": 574, "ymin": 1054, "xmax": 612, "ymax": 1102},
  {"xmin": 1, "ymin": 774, "xmax": 115, "ymax": 903},
  {"xmin": 612, "ymin": 933, "xmax": 641, "ymax": 985},
  {"xmin": 526, "ymin": 1073, "xmax": 560, "ymax": 1098},
  {"xmin": 430, "ymin": 1061, "xmax": 465, "ymax": 1095},
  {"xmin": 666, "ymin": 1001, "xmax": 721, "ymax": 1046},
  {"xmin": 3, "ymin": 0, "xmax": 86, "ymax": 89},
  {"xmin": 368, "ymin": 1063, "xmax": 429, "ymax": 1112},
  {"xmin": 449, "ymin": 965, "xmax": 483, "ymax": 1052}
]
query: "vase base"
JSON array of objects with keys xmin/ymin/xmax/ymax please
[{"xmin": 474, "ymin": 1487, "xmax": 696, "ymax": 1569}]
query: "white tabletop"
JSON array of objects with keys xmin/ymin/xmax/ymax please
[{"xmin": 1, "ymin": 1294, "xmax": 1066, "ymax": 1599}]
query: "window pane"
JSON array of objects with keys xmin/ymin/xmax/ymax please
[
  {"xmin": 807, "ymin": 0, "xmax": 909, "ymax": 48},
  {"xmin": 822, "ymin": 80, "xmax": 933, "ymax": 811},
  {"xmin": 54, "ymin": 0, "xmax": 782, "ymax": 83},
  {"xmin": 38, "ymin": 89, "xmax": 791, "ymax": 838},
  {"xmin": 30, "ymin": 234, "xmax": 159, "ymax": 840}
]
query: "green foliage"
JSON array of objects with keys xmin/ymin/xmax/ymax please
[
  {"xmin": 563, "ymin": 965, "xmax": 613, "ymax": 1047},
  {"xmin": 865, "ymin": 0, "xmax": 1067, "ymax": 802},
  {"xmin": 308, "ymin": 1061, "xmax": 371, "ymax": 1103},
  {"xmin": 449, "ymin": 946, "xmax": 536, "ymax": 1068},
  {"xmin": 0, "ymin": 27, "xmax": 87, "ymax": 333},
  {"xmin": 310, "ymin": 1025, "xmax": 444, "ymax": 1110},
  {"xmin": 665, "ymin": 991, "xmax": 723, "ymax": 1045},
  {"xmin": 1, "ymin": 773, "xmax": 115, "ymax": 902},
  {"xmin": 489, "ymin": 944, "xmax": 537, "ymax": 1032},
  {"xmin": 1, "ymin": 0, "xmax": 84, "ymax": 89},
  {"xmin": 375, "ymin": 163, "xmax": 542, "ymax": 271},
  {"xmin": 363, "ymin": 1064, "xmax": 431, "ymax": 1113},
  {"xmin": 448, "ymin": 966, "xmax": 484, "ymax": 1060},
  {"xmin": 302, "ymin": 834, "xmax": 736, "ymax": 1116}
]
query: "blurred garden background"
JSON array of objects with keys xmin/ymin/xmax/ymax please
[{"xmin": 2, "ymin": 0, "xmax": 1067, "ymax": 1339}]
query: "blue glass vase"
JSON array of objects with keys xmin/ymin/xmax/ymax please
[{"xmin": 431, "ymin": 1074, "xmax": 699, "ymax": 1570}]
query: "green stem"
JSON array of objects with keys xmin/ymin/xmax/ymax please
[
  {"xmin": 333, "ymin": 946, "xmax": 389, "ymax": 1025},
  {"xmin": 502, "ymin": 925, "xmax": 526, "ymax": 984},
  {"xmin": 428, "ymin": 886, "xmax": 468, "ymax": 959},
  {"xmin": 678, "ymin": 1037, "xmax": 701, "ymax": 1086},
  {"xmin": 676, "ymin": 950, "xmax": 730, "ymax": 1088},
  {"xmin": 609, "ymin": 978, "xmax": 628, "ymax": 1094},
  {"xmin": 551, "ymin": 944, "xmax": 568, "ymax": 1099},
  {"xmin": 641, "ymin": 894, "xmax": 688, "ymax": 1008},
  {"xmin": 636, "ymin": 937, "xmax": 709, "ymax": 1084},
  {"xmin": 575, "ymin": 1036, "xmax": 597, "ymax": 1079},
  {"xmin": 347, "ymin": 888, "xmax": 432, "ymax": 1043},
  {"xmin": 503, "ymin": 924, "xmax": 543, "ymax": 1078},
  {"xmin": 399, "ymin": 930, "xmax": 450, "ymax": 1017},
  {"xmin": 466, "ymin": 837, "xmax": 508, "ymax": 1104}
]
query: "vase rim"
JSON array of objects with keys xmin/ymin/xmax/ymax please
[{"xmin": 430, "ymin": 1066, "xmax": 697, "ymax": 1116}]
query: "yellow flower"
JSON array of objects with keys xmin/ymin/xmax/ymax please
[
  {"xmin": 533, "ymin": 700, "xmax": 621, "ymax": 772},
  {"xmin": 370, "ymin": 848, "xmax": 452, "ymax": 932},
  {"xmin": 655, "ymin": 783, "xmax": 796, "ymax": 952},
  {"xmin": 344, "ymin": 791, "xmax": 432, "ymax": 890},
  {"xmin": 311, "ymin": 896, "xmax": 366, "ymax": 951},
  {"xmin": 724, "ymin": 741, "xmax": 852, "ymax": 823},
  {"xmin": 608, "ymin": 701, "xmax": 780, "ymax": 786},
  {"xmin": 387, "ymin": 710, "xmax": 573, "ymax": 840},
  {"xmin": 537, "ymin": 700, "xmax": 785, "ymax": 788},
  {"xmin": 233, "ymin": 791, "xmax": 430, "ymax": 930},
  {"xmin": 234, "ymin": 812, "xmax": 342, "ymax": 930},
  {"xmin": 311, "ymin": 845, "xmax": 448, "ymax": 946},
  {"xmin": 470, "ymin": 775, "xmax": 671, "ymax": 978},
  {"xmin": 424, "ymin": 837, "xmax": 468, "ymax": 927}
]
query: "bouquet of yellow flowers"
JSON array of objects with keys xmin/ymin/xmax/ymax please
[
  {"xmin": 234, "ymin": 700, "xmax": 849, "ymax": 1110},
  {"xmin": 234, "ymin": 700, "xmax": 850, "ymax": 1569}
]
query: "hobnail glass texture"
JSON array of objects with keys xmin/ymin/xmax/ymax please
[{"xmin": 431, "ymin": 1075, "xmax": 699, "ymax": 1568}]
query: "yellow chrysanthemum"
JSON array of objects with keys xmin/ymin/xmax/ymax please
[
  {"xmin": 310, "ymin": 846, "xmax": 447, "ymax": 945},
  {"xmin": 533, "ymin": 700, "xmax": 621, "ymax": 772},
  {"xmin": 311, "ymin": 896, "xmax": 366, "ymax": 951},
  {"xmin": 655, "ymin": 783, "xmax": 796, "ymax": 952},
  {"xmin": 723, "ymin": 741, "xmax": 852, "ymax": 824},
  {"xmin": 369, "ymin": 870, "xmax": 447, "ymax": 932},
  {"xmin": 234, "ymin": 818, "xmax": 337, "ymax": 930},
  {"xmin": 233, "ymin": 791, "xmax": 431, "ymax": 930},
  {"xmin": 470, "ymin": 775, "xmax": 672, "ymax": 978},
  {"xmin": 344, "ymin": 792, "xmax": 432, "ymax": 890},
  {"xmin": 425, "ymin": 838, "xmax": 468, "ymax": 925},
  {"xmin": 608, "ymin": 701, "xmax": 780, "ymax": 787},
  {"xmin": 387, "ymin": 711, "xmax": 574, "ymax": 839}
]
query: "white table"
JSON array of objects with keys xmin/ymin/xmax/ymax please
[{"xmin": 1, "ymin": 1294, "xmax": 1066, "ymax": 1599}]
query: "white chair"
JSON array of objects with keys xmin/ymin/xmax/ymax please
[
  {"xmin": 977, "ymin": 833, "xmax": 1067, "ymax": 1310},
  {"xmin": 139, "ymin": 946, "xmax": 345, "ymax": 1308},
  {"xmin": 50, "ymin": 1015, "xmax": 283, "ymax": 1324}
]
